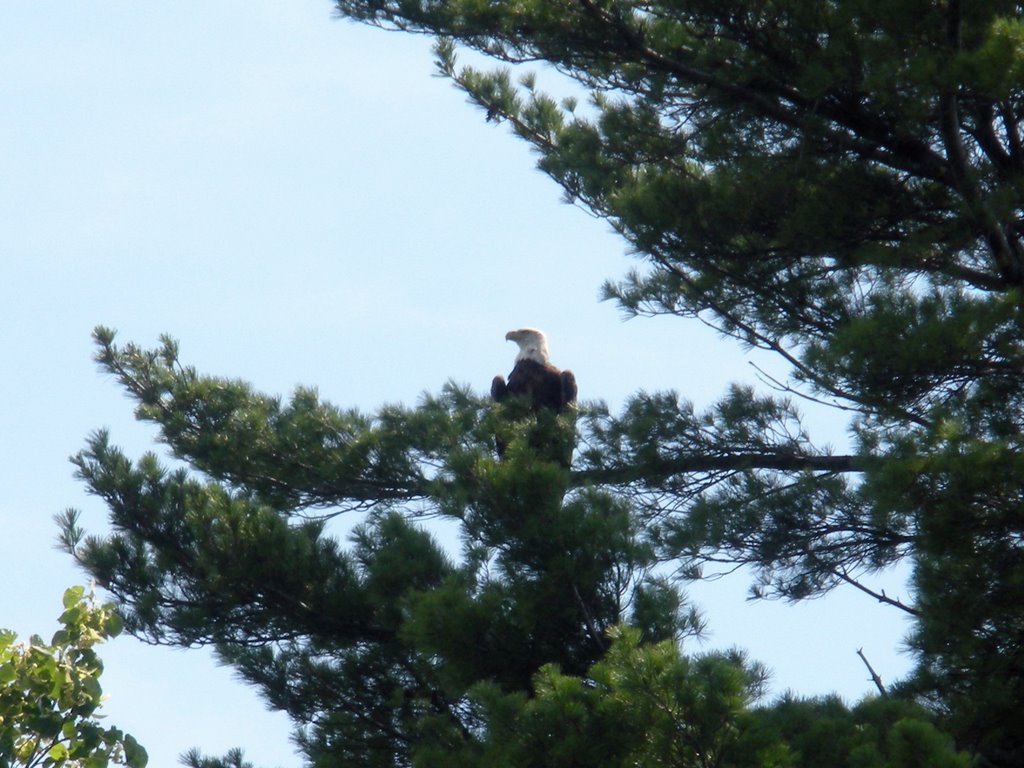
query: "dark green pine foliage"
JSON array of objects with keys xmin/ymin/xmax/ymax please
[{"xmin": 466, "ymin": 630, "xmax": 971, "ymax": 768}]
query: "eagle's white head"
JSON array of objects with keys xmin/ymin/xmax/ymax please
[{"xmin": 505, "ymin": 327, "xmax": 550, "ymax": 364}]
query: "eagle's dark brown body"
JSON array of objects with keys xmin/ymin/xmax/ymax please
[{"xmin": 491, "ymin": 358, "xmax": 577, "ymax": 412}]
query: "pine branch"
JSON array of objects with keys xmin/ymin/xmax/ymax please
[
  {"xmin": 647, "ymin": 253, "xmax": 934, "ymax": 429},
  {"xmin": 832, "ymin": 568, "xmax": 920, "ymax": 617},
  {"xmin": 572, "ymin": 451, "xmax": 864, "ymax": 488},
  {"xmin": 856, "ymin": 648, "xmax": 887, "ymax": 698},
  {"xmin": 571, "ymin": 0, "xmax": 948, "ymax": 182}
]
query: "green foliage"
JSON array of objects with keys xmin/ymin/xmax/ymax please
[
  {"xmin": 418, "ymin": 629, "xmax": 967, "ymax": 768},
  {"xmin": 0, "ymin": 587, "xmax": 147, "ymax": 768},
  {"xmin": 740, "ymin": 694, "xmax": 970, "ymax": 768},
  {"xmin": 180, "ymin": 747, "xmax": 255, "ymax": 768},
  {"xmin": 467, "ymin": 626, "xmax": 767, "ymax": 768}
]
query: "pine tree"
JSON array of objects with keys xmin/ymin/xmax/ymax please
[
  {"xmin": 61, "ymin": 329, "xmax": 705, "ymax": 766},
  {"xmin": 59, "ymin": 1, "xmax": 1024, "ymax": 765}
]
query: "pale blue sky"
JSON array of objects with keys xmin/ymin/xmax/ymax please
[{"xmin": 3, "ymin": 3, "xmax": 913, "ymax": 766}]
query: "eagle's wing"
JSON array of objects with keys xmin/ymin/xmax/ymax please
[
  {"xmin": 560, "ymin": 369, "xmax": 577, "ymax": 407},
  {"xmin": 491, "ymin": 375, "xmax": 508, "ymax": 401}
]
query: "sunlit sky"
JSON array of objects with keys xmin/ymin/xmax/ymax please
[{"xmin": 3, "ymin": 3, "xmax": 914, "ymax": 766}]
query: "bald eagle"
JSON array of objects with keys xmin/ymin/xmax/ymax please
[
  {"xmin": 491, "ymin": 327, "xmax": 577, "ymax": 470},
  {"xmin": 491, "ymin": 328, "xmax": 577, "ymax": 412}
]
